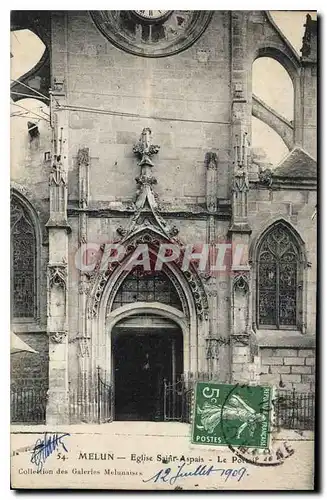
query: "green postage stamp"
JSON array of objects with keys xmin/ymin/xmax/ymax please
[{"xmin": 191, "ymin": 383, "xmax": 273, "ymax": 448}]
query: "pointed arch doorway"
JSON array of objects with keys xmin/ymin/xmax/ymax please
[
  {"xmin": 112, "ymin": 314, "xmax": 183, "ymax": 421},
  {"xmin": 109, "ymin": 268, "xmax": 185, "ymax": 421},
  {"xmin": 92, "ymin": 246, "xmax": 208, "ymax": 422}
]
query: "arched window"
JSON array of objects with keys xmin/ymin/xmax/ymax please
[
  {"xmin": 257, "ymin": 222, "xmax": 302, "ymax": 329},
  {"xmin": 112, "ymin": 268, "xmax": 183, "ymax": 311},
  {"xmin": 11, "ymin": 196, "xmax": 37, "ymax": 319}
]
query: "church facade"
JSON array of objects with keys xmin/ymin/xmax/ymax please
[{"xmin": 11, "ymin": 11, "xmax": 317, "ymax": 425}]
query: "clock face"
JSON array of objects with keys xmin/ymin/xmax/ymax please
[
  {"xmin": 133, "ymin": 10, "xmax": 171, "ymax": 21},
  {"xmin": 90, "ymin": 11, "xmax": 213, "ymax": 58}
]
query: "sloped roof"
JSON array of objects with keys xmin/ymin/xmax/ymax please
[
  {"xmin": 11, "ymin": 332, "xmax": 38, "ymax": 354},
  {"xmin": 273, "ymin": 147, "xmax": 317, "ymax": 178}
]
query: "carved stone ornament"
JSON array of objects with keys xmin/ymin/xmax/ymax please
[
  {"xmin": 49, "ymin": 331, "xmax": 67, "ymax": 343},
  {"xmin": 48, "ymin": 264, "xmax": 67, "ymax": 289},
  {"xmin": 233, "ymin": 273, "xmax": 249, "ymax": 292},
  {"xmin": 206, "ymin": 334, "xmax": 257, "ymax": 358},
  {"xmin": 258, "ymin": 167, "xmax": 273, "ymax": 187},
  {"xmin": 115, "ymin": 128, "xmax": 180, "ymax": 242},
  {"xmin": 199, "ymin": 271, "xmax": 211, "ymax": 282},
  {"xmin": 135, "ymin": 174, "xmax": 158, "ymax": 186},
  {"xmin": 301, "ymin": 14, "xmax": 315, "ymax": 59},
  {"xmin": 234, "ymin": 131, "xmax": 250, "ymax": 169},
  {"xmin": 116, "ymin": 225, "xmax": 128, "ymax": 237},
  {"xmin": 88, "ymin": 229, "xmax": 209, "ymax": 320},
  {"xmin": 232, "ymin": 172, "xmax": 249, "ymax": 193},
  {"xmin": 206, "ymin": 337, "xmax": 229, "ymax": 360},
  {"xmin": 231, "ymin": 332, "xmax": 258, "ymax": 360},
  {"xmin": 205, "ymin": 151, "xmax": 218, "ymax": 170},
  {"xmin": 168, "ymin": 225, "xmax": 179, "ymax": 238},
  {"xmin": 77, "ymin": 147, "xmax": 90, "ymax": 166},
  {"xmin": 183, "ymin": 269, "xmax": 209, "ymax": 320},
  {"xmin": 133, "ymin": 128, "xmax": 160, "ymax": 167},
  {"xmin": 49, "ymin": 158, "xmax": 66, "ymax": 187},
  {"xmin": 231, "ymin": 333, "xmax": 250, "ymax": 345},
  {"xmin": 207, "ymin": 201, "xmax": 216, "ymax": 212},
  {"xmin": 78, "ymin": 280, "xmax": 91, "ymax": 295},
  {"xmin": 78, "ymin": 337, "xmax": 91, "ymax": 358},
  {"xmin": 79, "ymin": 234, "xmax": 87, "ymax": 245}
]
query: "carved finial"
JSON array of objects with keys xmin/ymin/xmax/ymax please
[
  {"xmin": 301, "ymin": 14, "xmax": 312, "ymax": 58},
  {"xmin": 133, "ymin": 128, "xmax": 160, "ymax": 167}
]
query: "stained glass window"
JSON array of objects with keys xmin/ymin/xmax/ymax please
[
  {"xmin": 257, "ymin": 223, "xmax": 300, "ymax": 328},
  {"xmin": 112, "ymin": 268, "xmax": 182, "ymax": 311},
  {"xmin": 11, "ymin": 199, "xmax": 36, "ymax": 318}
]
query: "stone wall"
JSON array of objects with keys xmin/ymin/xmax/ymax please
[
  {"xmin": 11, "ymin": 333, "xmax": 49, "ymax": 388},
  {"xmin": 259, "ymin": 347, "xmax": 315, "ymax": 392},
  {"xmin": 301, "ymin": 64, "xmax": 317, "ymax": 158},
  {"xmin": 231, "ymin": 344, "xmax": 261, "ymax": 385},
  {"xmin": 11, "ymin": 114, "xmax": 52, "ymax": 202},
  {"xmin": 64, "ymin": 11, "xmax": 232, "ymax": 205}
]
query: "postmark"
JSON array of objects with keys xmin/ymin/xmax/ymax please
[
  {"xmin": 191, "ymin": 383, "xmax": 272, "ymax": 449},
  {"xmin": 227, "ymin": 441, "xmax": 295, "ymax": 468}
]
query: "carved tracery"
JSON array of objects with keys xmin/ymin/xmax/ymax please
[
  {"xmin": 11, "ymin": 198, "xmax": 37, "ymax": 318},
  {"xmin": 257, "ymin": 223, "xmax": 300, "ymax": 328},
  {"xmin": 233, "ymin": 273, "xmax": 249, "ymax": 292},
  {"xmin": 48, "ymin": 264, "xmax": 67, "ymax": 289},
  {"xmin": 111, "ymin": 268, "xmax": 183, "ymax": 312}
]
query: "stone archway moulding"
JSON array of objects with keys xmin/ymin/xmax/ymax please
[
  {"xmin": 86, "ymin": 229, "xmax": 209, "ymax": 322},
  {"xmin": 86, "ymin": 233, "xmax": 210, "ymax": 376},
  {"xmin": 98, "ymin": 302, "xmax": 190, "ymax": 375}
]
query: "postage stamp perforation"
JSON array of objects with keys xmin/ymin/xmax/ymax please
[{"xmin": 191, "ymin": 382, "xmax": 274, "ymax": 450}]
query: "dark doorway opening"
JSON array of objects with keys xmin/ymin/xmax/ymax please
[{"xmin": 113, "ymin": 327, "xmax": 183, "ymax": 421}]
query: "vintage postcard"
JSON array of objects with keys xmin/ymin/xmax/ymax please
[{"xmin": 10, "ymin": 9, "xmax": 317, "ymax": 490}]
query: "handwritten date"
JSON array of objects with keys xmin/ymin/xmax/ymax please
[{"xmin": 143, "ymin": 463, "xmax": 247, "ymax": 485}]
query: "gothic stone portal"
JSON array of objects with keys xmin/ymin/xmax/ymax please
[{"xmin": 112, "ymin": 318, "xmax": 183, "ymax": 421}]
